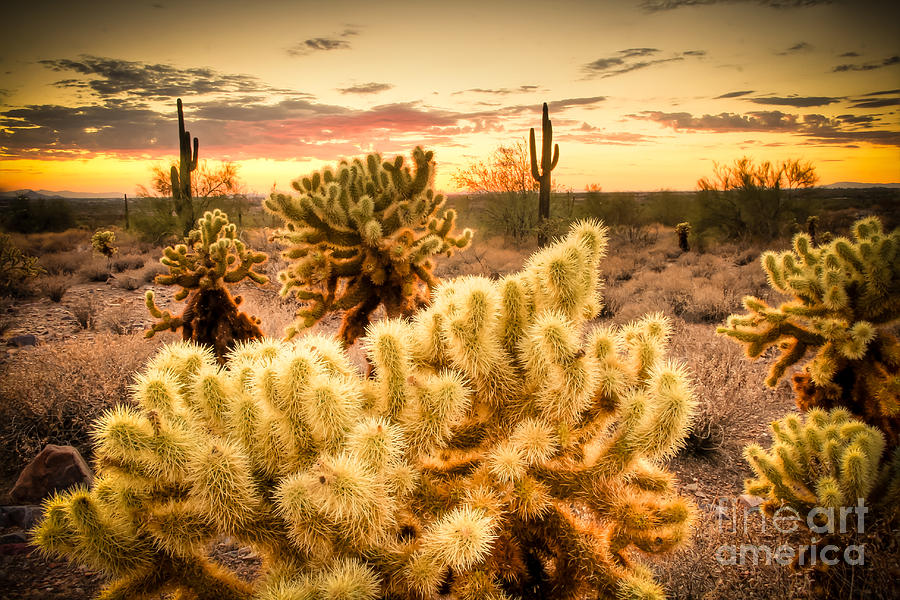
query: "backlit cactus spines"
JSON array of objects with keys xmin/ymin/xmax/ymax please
[
  {"xmin": 34, "ymin": 221, "xmax": 696, "ymax": 600},
  {"xmin": 145, "ymin": 208, "xmax": 268, "ymax": 363},
  {"xmin": 718, "ymin": 216, "xmax": 900, "ymax": 444},
  {"xmin": 744, "ymin": 408, "xmax": 899, "ymax": 520},
  {"xmin": 265, "ymin": 146, "xmax": 473, "ymax": 345}
]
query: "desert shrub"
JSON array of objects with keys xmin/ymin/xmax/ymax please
[
  {"xmin": 78, "ymin": 258, "xmax": 111, "ymax": 282},
  {"xmin": 0, "ymin": 333, "xmax": 165, "ymax": 477},
  {"xmin": 14, "ymin": 229, "xmax": 88, "ymax": 255},
  {"xmin": 110, "ymin": 253, "xmax": 145, "ymax": 272},
  {"xmin": 1, "ymin": 234, "xmax": 45, "ymax": 296},
  {"xmin": 1, "ymin": 195, "xmax": 76, "ymax": 233},
  {"xmin": 33, "ymin": 222, "xmax": 697, "ymax": 600},
  {"xmin": 266, "ymin": 146, "xmax": 472, "ymax": 343},
  {"xmin": 68, "ymin": 295, "xmax": 100, "ymax": 330},
  {"xmin": 695, "ymin": 157, "xmax": 817, "ymax": 241},
  {"xmin": 136, "ymin": 259, "xmax": 168, "ymax": 283},
  {"xmin": 38, "ymin": 250, "xmax": 86, "ymax": 275},
  {"xmin": 40, "ymin": 274, "xmax": 74, "ymax": 302}
]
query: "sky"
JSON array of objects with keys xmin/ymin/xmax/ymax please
[{"xmin": 1, "ymin": 0, "xmax": 899, "ymax": 195}]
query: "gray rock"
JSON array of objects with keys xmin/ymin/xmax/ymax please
[{"xmin": 7, "ymin": 334, "xmax": 36, "ymax": 347}]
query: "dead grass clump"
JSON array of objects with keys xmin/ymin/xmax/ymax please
[
  {"xmin": 40, "ymin": 274, "xmax": 74, "ymax": 302},
  {"xmin": 68, "ymin": 295, "xmax": 100, "ymax": 330},
  {"xmin": 100, "ymin": 304, "xmax": 134, "ymax": 334},
  {"xmin": 0, "ymin": 333, "xmax": 167, "ymax": 478}
]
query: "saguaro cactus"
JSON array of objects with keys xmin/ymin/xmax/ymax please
[
  {"xmin": 34, "ymin": 221, "xmax": 696, "ymax": 600},
  {"xmin": 145, "ymin": 209, "xmax": 268, "ymax": 363},
  {"xmin": 171, "ymin": 98, "xmax": 199, "ymax": 236},
  {"xmin": 718, "ymin": 216, "xmax": 900, "ymax": 445},
  {"xmin": 265, "ymin": 146, "xmax": 473, "ymax": 344},
  {"xmin": 530, "ymin": 102, "xmax": 559, "ymax": 246}
]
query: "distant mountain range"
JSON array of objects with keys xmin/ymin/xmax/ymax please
[
  {"xmin": 820, "ymin": 182, "xmax": 900, "ymax": 189},
  {"xmin": 0, "ymin": 189, "xmax": 124, "ymax": 199}
]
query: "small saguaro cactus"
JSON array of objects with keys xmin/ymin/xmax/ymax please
[
  {"xmin": 265, "ymin": 146, "xmax": 473, "ymax": 344},
  {"xmin": 718, "ymin": 216, "xmax": 900, "ymax": 445},
  {"xmin": 530, "ymin": 102, "xmax": 559, "ymax": 247},
  {"xmin": 172, "ymin": 98, "xmax": 199, "ymax": 236},
  {"xmin": 674, "ymin": 222, "xmax": 691, "ymax": 252},
  {"xmin": 145, "ymin": 209, "xmax": 268, "ymax": 363},
  {"xmin": 91, "ymin": 230, "xmax": 117, "ymax": 261},
  {"xmin": 34, "ymin": 221, "xmax": 697, "ymax": 600},
  {"xmin": 744, "ymin": 408, "xmax": 900, "ymax": 520}
]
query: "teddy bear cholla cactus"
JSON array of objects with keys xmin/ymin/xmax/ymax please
[
  {"xmin": 145, "ymin": 208, "xmax": 268, "ymax": 363},
  {"xmin": 265, "ymin": 146, "xmax": 473, "ymax": 344},
  {"xmin": 745, "ymin": 408, "xmax": 900, "ymax": 517},
  {"xmin": 33, "ymin": 221, "xmax": 696, "ymax": 600},
  {"xmin": 718, "ymin": 216, "xmax": 900, "ymax": 445}
]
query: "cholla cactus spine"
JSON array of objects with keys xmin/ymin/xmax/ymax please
[{"xmin": 265, "ymin": 146, "xmax": 473, "ymax": 344}]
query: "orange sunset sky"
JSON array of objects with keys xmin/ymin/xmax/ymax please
[{"xmin": 1, "ymin": 0, "xmax": 898, "ymax": 195}]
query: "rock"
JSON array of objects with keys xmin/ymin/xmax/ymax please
[
  {"xmin": 683, "ymin": 483, "xmax": 699, "ymax": 492},
  {"xmin": 7, "ymin": 334, "xmax": 36, "ymax": 347},
  {"xmin": 0, "ymin": 505, "xmax": 43, "ymax": 529},
  {"xmin": 9, "ymin": 445, "xmax": 93, "ymax": 504},
  {"xmin": 0, "ymin": 532, "xmax": 28, "ymax": 545},
  {"xmin": 738, "ymin": 494, "xmax": 764, "ymax": 509}
]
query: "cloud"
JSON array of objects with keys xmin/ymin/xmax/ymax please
[
  {"xmin": 560, "ymin": 122, "xmax": 657, "ymax": 145},
  {"xmin": 337, "ymin": 82, "xmax": 393, "ymax": 95},
  {"xmin": 836, "ymin": 114, "xmax": 877, "ymax": 126},
  {"xmin": 848, "ymin": 97, "xmax": 900, "ymax": 109},
  {"xmin": 38, "ymin": 56, "xmax": 272, "ymax": 101},
  {"xmin": 0, "ymin": 96, "xmax": 538, "ymax": 161},
  {"xmin": 832, "ymin": 55, "xmax": 900, "ymax": 72},
  {"xmin": 640, "ymin": 0, "xmax": 833, "ymax": 11},
  {"xmin": 839, "ymin": 51, "xmax": 860, "ymax": 58},
  {"xmin": 582, "ymin": 48, "xmax": 703, "ymax": 78},
  {"xmin": 715, "ymin": 90, "xmax": 754, "ymax": 98},
  {"xmin": 632, "ymin": 109, "xmax": 900, "ymax": 146},
  {"xmin": 777, "ymin": 42, "xmax": 812, "ymax": 55},
  {"xmin": 287, "ymin": 28, "xmax": 358, "ymax": 57},
  {"xmin": 547, "ymin": 96, "xmax": 607, "ymax": 110},
  {"xmin": 861, "ymin": 88, "xmax": 900, "ymax": 96},
  {"xmin": 453, "ymin": 85, "xmax": 540, "ymax": 96},
  {"xmin": 746, "ymin": 95, "xmax": 841, "ymax": 107}
]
